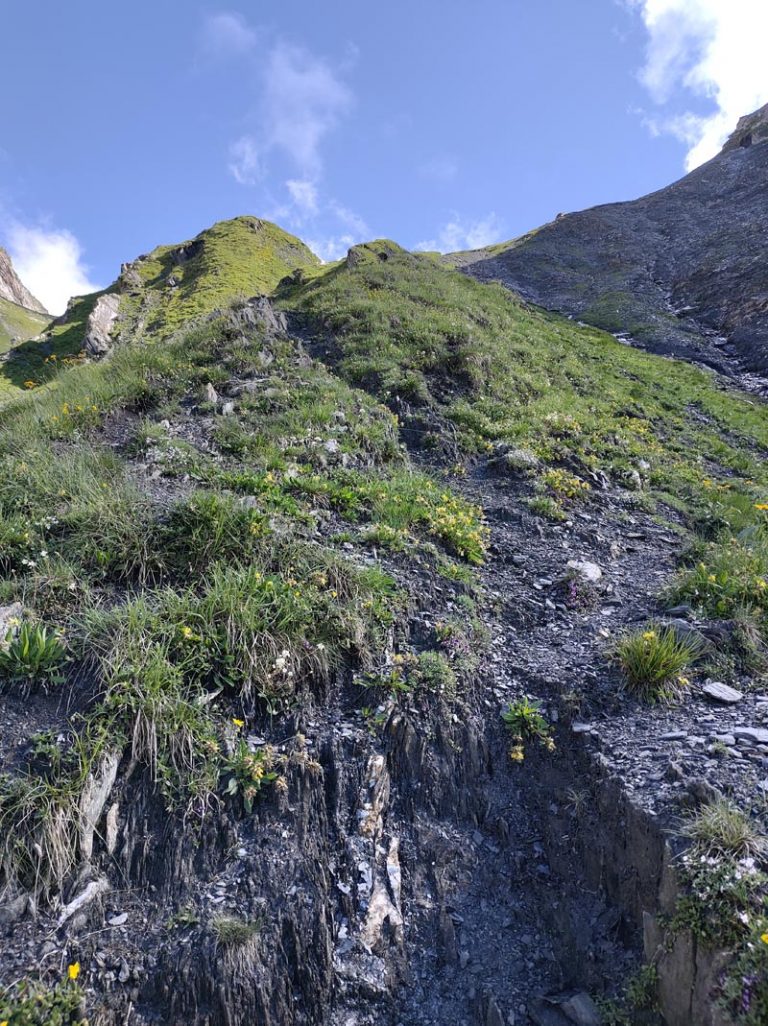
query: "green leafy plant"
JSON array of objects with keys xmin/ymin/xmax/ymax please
[
  {"xmin": 221, "ymin": 736, "xmax": 277, "ymax": 813},
  {"xmin": 720, "ymin": 920, "xmax": 768, "ymax": 1026},
  {"xmin": 0, "ymin": 623, "xmax": 67, "ymax": 689},
  {"xmin": 613, "ymin": 623, "xmax": 696, "ymax": 702},
  {"xmin": 409, "ymin": 650, "xmax": 458, "ymax": 698},
  {"xmin": 0, "ymin": 968, "xmax": 86, "ymax": 1025},
  {"xmin": 501, "ymin": 696, "xmax": 555, "ymax": 761}
]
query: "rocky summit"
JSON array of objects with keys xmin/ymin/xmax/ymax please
[
  {"xmin": 2, "ymin": 115, "xmax": 768, "ymax": 1026},
  {"xmin": 0, "ymin": 248, "xmax": 50, "ymax": 353},
  {"xmin": 456, "ymin": 103, "xmax": 768, "ymax": 378}
]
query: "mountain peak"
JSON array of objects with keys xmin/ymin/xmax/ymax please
[
  {"xmin": 0, "ymin": 246, "xmax": 47, "ymax": 314},
  {"xmin": 721, "ymin": 101, "xmax": 768, "ymax": 154}
]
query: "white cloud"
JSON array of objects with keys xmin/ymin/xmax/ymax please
[
  {"xmin": 306, "ymin": 204, "xmax": 370, "ymax": 262},
  {"xmin": 225, "ymin": 37, "xmax": 353, "ymax": 189},
  {"xmin": 202, "ymin": 12, "xmax": 257, "ymax": 57},
  {"xmin": 261, "ymin": 42, "xmax": 352, "ymax": 177},
  {"xmin": 329, "ymin": 202, "xmax": 369, "ymax": 237},
  {"xmin": 6, "ymin": 223, "xmax": 100, "ymax": 315},
  {"xmin": 306, "ymin": 233, "xmax": 359, "ymax": 263},
  {"xmin": 286, "ymin": 178, "xmax": 319, "ymax": 217},
  {"xmin": 629, "ymin": 0, "xmax": 768, "ymax": 169},
  {"xmin": 228, "ymin": 136, "xmax": 262, "ymax": 186},
  {"xmin": 414, "ymin": 213, "xmax": 504, "ymax": 254}
]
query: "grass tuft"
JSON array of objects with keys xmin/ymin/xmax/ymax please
[{"xmin": 614, "ymin": 623, "xmax": 696, "ymax": 702}]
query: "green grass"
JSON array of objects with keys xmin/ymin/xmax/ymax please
[
  {"xmin": 681, "ymin": 800, "xmax": 768, "ymax": 859},
  {"xmin": 0, "ymin": 296, "xmax": 50, "ymax": 354},
  {"xmin": 0, "ymin": 217, "xmax": 319, "ymax": 400},
  {"xmin": 281, "ymin": 241, "xmax": 768, "ymax": 508},
  {"xmin": 613, "ymin": 623, "xmax": 697, "ymax": 702},
  {"xmin": 211, "ymin": 914, "xmax": 261, "ymax": 946}
]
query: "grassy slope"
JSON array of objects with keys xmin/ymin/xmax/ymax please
[
  {"xmin": 283, "ymin": 240, "xmax": 768, "ymax": 502},
  {"xmin": 3, "ymin": 224, "xmax": 768, "ymax": 1016},
  {"xmin": 0, "ymin": 217, "xmax": 319, "ymax": 400},
  {"xmin": 0, "ymin": 298, "xmax": 50, "ymax": 354}
]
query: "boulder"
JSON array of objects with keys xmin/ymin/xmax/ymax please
[
  {"xmin": 567, "ymin": 559, "xmax": 602, "ymax": 583},
  {"xmin": 83, "ymin": 293, "xmax": 121, "ymax": 356},
  {"xmin": 701, "ymin": 681, "xmax": 743, "ymax": 704}
]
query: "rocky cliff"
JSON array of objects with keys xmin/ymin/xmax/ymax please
[
  {"xmin": 0, "ymin": 246, "xmax": 47, "ymax": 315},
  {"xmin": 456, "ymin": 103, "xmax": 768, "ymax": 376}
]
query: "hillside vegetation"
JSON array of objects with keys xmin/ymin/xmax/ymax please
[
  {"xmin": 0, "ymin": 217, "xmax": 319, "ymax": 398},
  {"xmin": 0, "ymin": 297, "xmax": 50, "ymax": 353},
  {"xmin": 2, "ymin": 220, "xmax": 768, "ymax": 1024}
]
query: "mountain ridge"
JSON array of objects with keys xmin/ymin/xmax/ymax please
[
  {"xmin": 0, "ymin": 246, "xmax": 48, "ymax": 315},
  {"xmin": 454, "ymin": 103, "xmax": 768, "ymax": 377}
]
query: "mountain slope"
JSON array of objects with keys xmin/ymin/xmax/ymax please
[
  {"xmin": 1, "ymin": 223, "xmax": 768, "ymax": 1025},
  {"xmin": 0, "ymin": 296, "xmax": 50, "ymax": 353},
  {"xmin": 456, "ymin": 103, "xmax": 768, "ymax": 375},
  {"xmin": 0, "ymin": 247, "xmax": 47, "ymax": 315},
  {"xmin": 0, "ymin": 216, "xmax": 319, "ymax": 397}
]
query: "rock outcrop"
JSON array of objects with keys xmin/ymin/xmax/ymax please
[
  {"xmin": 457, "ymin": 104, "xmax": 768, "ymax": 374},
  {"xmin": 83, "ymin": 293, "xmax": 121, "ymax": 356},
  {"xmin": 0, "ymin": 247, "xmax": 47, "ymax": 314}
]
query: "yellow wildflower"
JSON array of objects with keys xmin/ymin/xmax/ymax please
[
  {"xmin": 642, "ymin": 630, "xmax": 656, "ymax": 641},
  {"xmin": 232, "ymin": 718, "xmax": 245, "ymax": 728},
  {"xmin": 68, "ymin": 962, "xmax": 80, "ymax": 980},
  {"xmin": 761, "ymin": 932, "xmax": 768, "ymax": 944},
  {"xmin": 755, "ymin": 503, "xmax": 768, "ymax": 511}
]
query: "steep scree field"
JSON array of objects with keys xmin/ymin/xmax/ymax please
[
  {"xmin": 1, "ymin": 227, "xmax": 768, "ymax": 1025},
  {"xmin": 454, "ymin": 106, "xmax": 768, "ymax": 378}
]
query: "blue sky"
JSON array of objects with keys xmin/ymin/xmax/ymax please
[{"xmin": 2, "ymin": 0, "xmax": 766, "ymax": 312}]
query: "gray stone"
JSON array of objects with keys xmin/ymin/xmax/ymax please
[
  {"xmin": 559, "ymin": 992, "xmax": 602, "ymax": 1026},
  {"xmin": 501, "ymin": 448, "xmax": 540, "ymax": 473},
  {"xmin": 57, "ymin": 876, "xmax": 109, "ymax": 927},
  {"xmin": 84, "ymin": 293, "xmax": 121, "ymax": 356},
  {"xmin": 0, "ymin": 601, "xmax": 23, "ymax": 640},
  {"xmin": 733, "ymin": 727, "xmax": 768, "ymax": 745},
  {"xmin": 79, "ymin": 750, "xmax": 121, "ymax": 860},
  {"xmin": 566, "ymin": 560, "xmax": 602, "ymax": 583},
  {"xmin": 702, "ymin": 681, "xmax": 743, "ymax": 704},
  {"xmin": 486, "ymin": 996, "xmax": 505, "ymax": 1026}
]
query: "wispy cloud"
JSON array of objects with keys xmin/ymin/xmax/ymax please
[
  {"xmin": 212, "ymin": 31, "xmax": 353, "ymax": 186},
  {"xmin": 203, "ymin": 15, "xmax": 367, "ymax": 258},
  {"xmin": 306, "ymin": 205, "xmax": 370, "ymax": 263},
  {"xmin": 260, "ymin": 42, "xmax": 352, "ymax": 177},
  {"xmin": 286, "ymin": 178, "xmax": 319, "ymax": 217},
  {"xmin": 228, "ymin": 135, "xmax": 262, "ymax": 186},
  {"xmin": 5, "ymin": 222, "xmax": 101, "ymax": 315},
  {"xmin": 628, "ymin": 0, "xmax": 768, "ymax": 169},
  {"xmin": 305, "ymin": 233, "xmax": 359, "ymax": 263},
  {"xmin": 201, "ymin": 11, "xmax": 257, "ymax": 57},
  {"xmin": 414, "ymin": 213, "xmax": 504, "ymax": 254}
]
